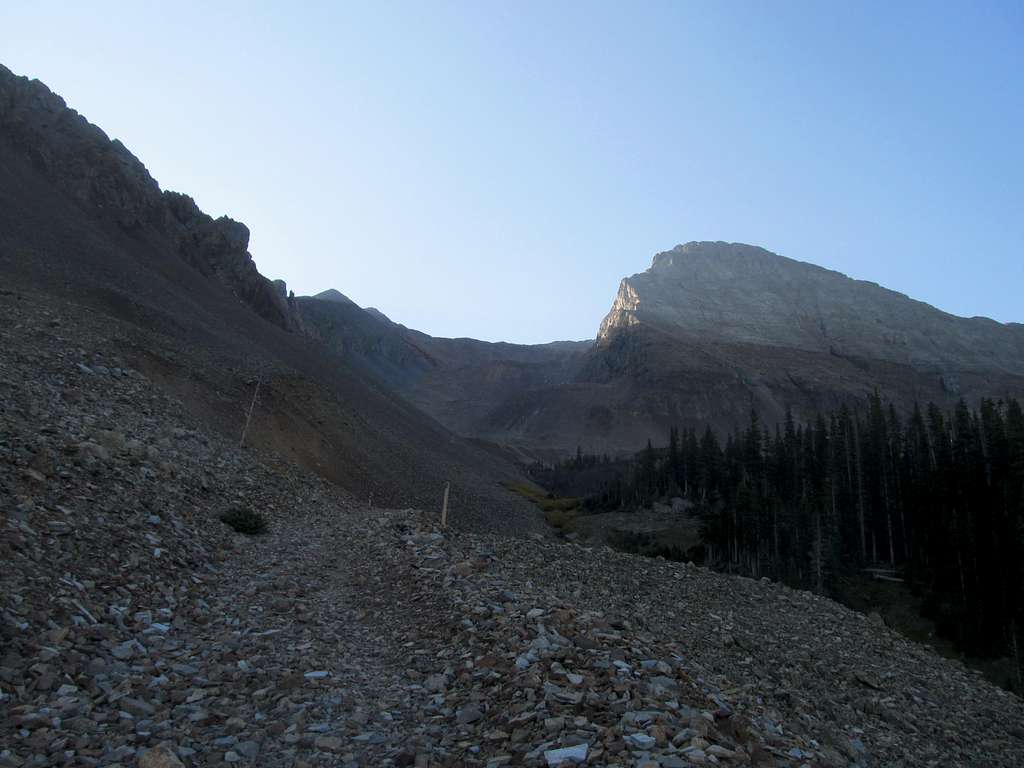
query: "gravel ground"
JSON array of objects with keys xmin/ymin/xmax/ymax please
[{"xmin": 3, "ymin": 293, "xmax": 1024, "ymax": 768}]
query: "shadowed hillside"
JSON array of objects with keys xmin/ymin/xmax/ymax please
[{"xmin": 0, "ymin": 63, "xmax": 544, "ymax": 534}]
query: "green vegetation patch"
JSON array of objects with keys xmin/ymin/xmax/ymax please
[{"xmin": 503, "ymin": 481, "xmax": 583, "ymax": 530}]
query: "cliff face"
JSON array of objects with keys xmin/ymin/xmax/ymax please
[
  {"xmin": 0, "ymin": 63, "xmax": 297, "ymax": 330},
  {"xmin": 596, "ymin": 278, "xmax": 641, "ymax": 340}
]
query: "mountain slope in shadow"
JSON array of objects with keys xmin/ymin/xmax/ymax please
[{"xmin": 0, "ymin": 63, "xmax": 544, "ymax": 534}]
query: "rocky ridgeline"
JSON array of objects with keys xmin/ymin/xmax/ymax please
[
  {"xmin": 3, "ymin": 290, "xmax": 1024, "ymax": 768},
  {"xmin": 0, "ymin": 64, "xmax": 298, "ymax": 332}
]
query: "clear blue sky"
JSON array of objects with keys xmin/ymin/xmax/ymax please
[{"xmin": 3, "ymin": 1, "xmax": 1022, "ymax": 343}]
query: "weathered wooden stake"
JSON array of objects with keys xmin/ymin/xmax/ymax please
[
  {"xmin": 239, "ymin": 376, "xmax": 262, "ymax": 449},
  {"xmin": 440, "ymin": 482, "xmax": 450, "ymax": 528}
]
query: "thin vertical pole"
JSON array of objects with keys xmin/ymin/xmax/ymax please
[
  {"xmin": 441, "ymin": 482, "xmax": 450, "ymax": 528},
  {"xmin": 239, "ymin": 376, "xmax": 262, "ymax": 449}
]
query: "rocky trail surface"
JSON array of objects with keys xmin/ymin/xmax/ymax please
[{"xmin": 3, "ymin": 293, "xmax": 1024, "ymax": 768}]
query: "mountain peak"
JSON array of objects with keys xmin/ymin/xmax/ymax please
[
  {"xmin": 597, "ymin": 242, "xmax": 1024, "ymax": 375},
  {"xmin": 313, "ymin": 289, "xmax": 357, "ymax": 306}
]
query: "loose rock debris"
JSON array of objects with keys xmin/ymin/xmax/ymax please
[{"xmin": 3, "ymin": 298, "xmax": 1024, "ymax": 768}]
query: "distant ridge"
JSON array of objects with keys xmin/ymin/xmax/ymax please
[{"xmin": 298, "ymin": 242, "xmax": 1024, "ymax": 457}]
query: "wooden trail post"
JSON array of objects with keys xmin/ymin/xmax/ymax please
[
  {"xmin": 239, "ymin": 376, "xmax": 262, "ymax": 449},
  {"xmin": 440, "ymin": 482, "xmax": 450, "ymax": 528}
]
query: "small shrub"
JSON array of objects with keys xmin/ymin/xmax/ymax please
[{"xmin": 219, "ymin": 506, "xmax": 268, "ymax": 535}]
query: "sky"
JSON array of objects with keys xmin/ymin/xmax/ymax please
[{"xmin": 3, "ymin": 1, "xmax": 1022, "ymax": 343}]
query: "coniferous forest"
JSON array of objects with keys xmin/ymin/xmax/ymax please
[{"xmin": 531, "ymin": 394, "xmax": 1024, "ymax": 689}]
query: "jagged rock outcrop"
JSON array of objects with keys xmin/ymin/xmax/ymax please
[
  {"xmin": 597, "ymin": 277, "xmax": 641, "ymax": 340},
  {"xmin": 0, "ymin": 63, "xmax": 296, "ymax": 331}
]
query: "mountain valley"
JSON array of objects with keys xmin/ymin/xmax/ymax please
[
  {"xmin": 3, "ymin": 61, "xmax": 1024, "ymax": 768},
  {"xmin": 297, "ymin": 243, "xmax": 1024, "ymax": 459}
]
